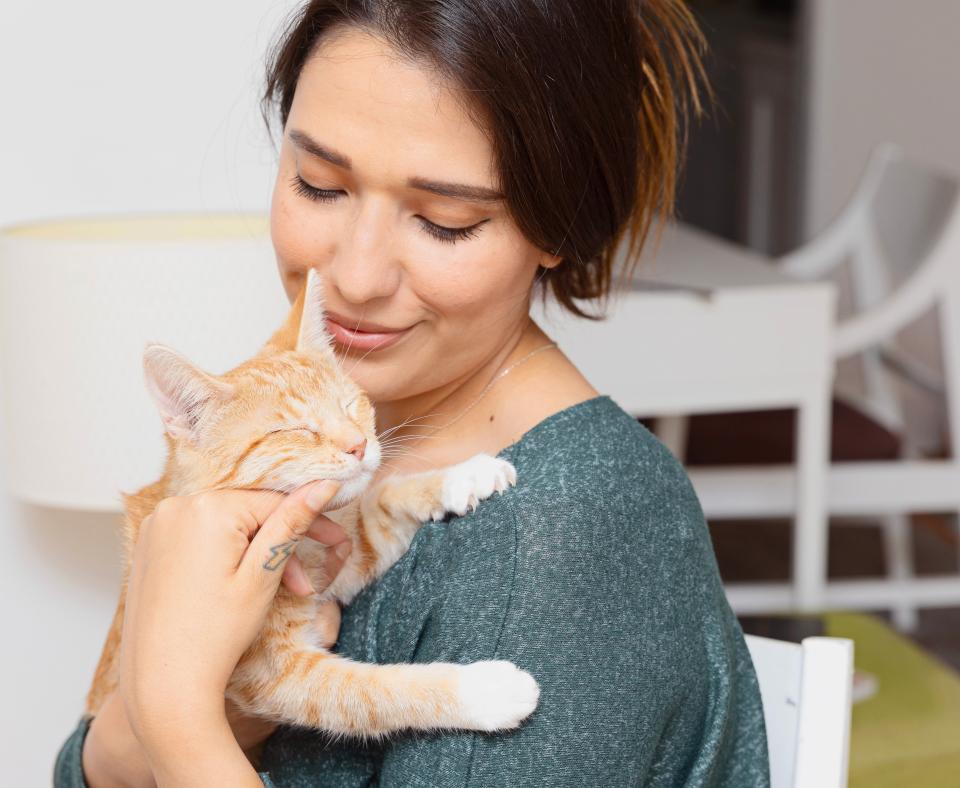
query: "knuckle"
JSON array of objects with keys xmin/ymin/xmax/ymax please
[
  {"xmin": 281, "ymin": 503, "xmax": 314, "ymax": 538},
  {"xmin": 281, "ymin": 518, "xmax": 308, "ymax": 542},
  {"xmin": 188, "ymin": 491, "xmax": 220, "ymax": 517},
  {"xmin": 151, "ymin": 497, "xmax": 177, "ymax": 521}
]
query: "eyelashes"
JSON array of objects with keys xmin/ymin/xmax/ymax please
[
  {"xmin": 290, "ymin": 174, "xmax": 342, "ymax": 207},
  {"xmin": 267, "ymin": 426, "xmax": 315, "ymax": 437},
  {"xmin": 289, "ymin": 174, "xmax": 486, "ymax": 245},
  {"xmin": 418, "ymin": 217, "xmax": 484, "ymax": 245}
]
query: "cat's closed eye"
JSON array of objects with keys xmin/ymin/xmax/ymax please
[{"xmin": 269, "ymin": 426, "xmax": 317, "ymax": 437}]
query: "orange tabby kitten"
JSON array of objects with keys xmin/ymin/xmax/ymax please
[{"xmin": 85, "ymin": 269, "xmax": 539, "ymax": 738}]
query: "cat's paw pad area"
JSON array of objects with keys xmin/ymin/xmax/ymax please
[
  {"xmin": 440, "ymin": 455, "xmax": 517, "ymax": 516},
  {"xmin": 456, "ymin": 660, "xmax": 540, "ymax": 731}
]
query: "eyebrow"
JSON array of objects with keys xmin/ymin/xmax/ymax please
[{"xmin": 289, "ymin": 129, "xmax": 505, "ymax": 204}]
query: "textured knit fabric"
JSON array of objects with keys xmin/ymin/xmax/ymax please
[{"xmin": 54, "ymin": 396, "xmax": 769, "ymax": 787}]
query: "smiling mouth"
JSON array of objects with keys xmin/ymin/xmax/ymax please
[{"xmin": 324, "ymin": 315, "xmax": 414, "ymax": 352}]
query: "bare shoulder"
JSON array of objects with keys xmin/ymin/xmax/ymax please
[{"xmin": 485, "ymin": 344, "xmax": 599, "ymax": 452}]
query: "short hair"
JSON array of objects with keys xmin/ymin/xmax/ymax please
[{"xmin": 262, "ymin": 0, "xmax": 711, "ymax": 318}]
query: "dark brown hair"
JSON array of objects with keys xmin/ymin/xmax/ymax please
[{"xmin": 261, "ymin": 0, "xmax": 711, "ymax": 318}]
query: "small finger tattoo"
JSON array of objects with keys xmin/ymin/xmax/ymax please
[{"xmin": 263, "ymin": 539, "xmax": 298, "ymax": 571}]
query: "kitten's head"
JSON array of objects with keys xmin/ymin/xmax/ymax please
[{"xmin": 142, "ymin": 269, "xmax": 380, "ymax": 509}]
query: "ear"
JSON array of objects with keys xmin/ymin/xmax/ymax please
[
  {"xmin": 295, "ymin": 268, "xmax": 336, "ymax": 359},
  {"xmin": 142, "ymin": 344, "xmax": 235, "ymax": 442},
  {"xmin": 539, "ymin": 249, "xmax": 563, "ymax": 269}
]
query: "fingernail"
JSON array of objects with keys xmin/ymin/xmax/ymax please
[
  {"xmin": 306, "ymin": 480, "xmax": 339, "ymax": 510},
  {"xmin": 334, "ymin": 541, "xmax": 352, "ymax": 560}
]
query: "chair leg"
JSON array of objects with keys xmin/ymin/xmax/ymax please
[
  {"xmin": 794, "ymin": 389, "xmax": 831, "ymax": 611},
  {"xmin": 881, "ymin": 514, "xmax": 919, "ymax": 632}
]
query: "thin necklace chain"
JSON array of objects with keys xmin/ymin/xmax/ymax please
[{"xmin": 434, "ymin": 341, "xmax": 558, "ymax": 432}]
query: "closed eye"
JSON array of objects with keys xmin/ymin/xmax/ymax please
[
  {"xmin": 344, "ymin": 395, "xmax": 358, "ymax": 413},
  {"xmin": 290, "ymin": 175, "xmax": 342, "ymax": 205},
  {"xmin": 417, "ymin": 217, "xmax": 486, "ymax": 244},
  {"xmin": 268, "ymin": 426, "xmax": 316, "ymax": 437},
  {"xmin": 289, "ymin": 174, "xmax": 487, "ymax": 245}
]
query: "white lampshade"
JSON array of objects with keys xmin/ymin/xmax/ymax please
[{"xmin": 0, "ymin": 214, "xmax": 291, "ymax": 512}]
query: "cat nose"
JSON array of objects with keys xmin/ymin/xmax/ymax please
[{"xmin": 346, "ymin": 438, "xmax": 367, "ymax": 461}]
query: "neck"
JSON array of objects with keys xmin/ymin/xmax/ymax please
[{"xmin": 373, "ymin": 317, "xmax": 546, "ymax": 442}]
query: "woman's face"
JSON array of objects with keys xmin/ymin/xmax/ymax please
[{"xmin": 270, "ymin": 27, "xmax": 559, "ymax": 405}]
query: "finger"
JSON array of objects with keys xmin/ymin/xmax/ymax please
[
  {"xmin": 245, "ymin": 480, "xmax": 341, "ymax": 585},
  {"xmin": 304, "ymin": 515, "xmax": 349, "ymax": 546},
  {"xmin": 227, "ymin": 484, "xmax": 342, "ymax": 538},
  {"xmin": 281, "ymin": 553, "xmax": 315, "ymax": 597},
  {"xmin": 318, "ymin": 539, "xmax": 352, "ymax": 593},
  {"xmin": 314, "ymin": 600, "xmax": 342, "ymax": 649}
]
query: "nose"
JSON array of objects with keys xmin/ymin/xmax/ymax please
[
  {"xmin": 346, "ymin": 438, "xmax": 367, "ymax": 461},
  {"xmin": 328, "ymin": 198, "xmax": 401, "ymax": 305}
]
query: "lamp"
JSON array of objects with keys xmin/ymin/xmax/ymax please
[{"xmin": 0, "ymin": 214, "xmax": 290, "ymax": 512}]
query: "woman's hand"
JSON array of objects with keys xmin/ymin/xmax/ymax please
[
  {"xmin": 81, "ymin": 507, "xmax": 349, "ymax": 787},
  {"xmin": 117, "ymin": 480, "xmax": 344, "ymax": 782}
]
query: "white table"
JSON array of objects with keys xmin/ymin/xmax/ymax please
[{"xmin": 531, "ymin": 221, "xmax": 837, "ymax": 611}]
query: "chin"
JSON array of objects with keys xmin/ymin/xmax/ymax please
[{"xmin": 328, "ymin": 470, "xmax": 374, "ymax": 510}]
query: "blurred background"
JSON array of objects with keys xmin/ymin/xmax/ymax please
[
  {"xmin": 677, "ymin": 0, "xmax": 960, "ymax": 665},
  {"xmin": 679, "ymin": 0, "xmax": 960, "ymax": 655},
  {"xmin": 3, "ymin": 0, "xmax": 960, "ymax": 784}
]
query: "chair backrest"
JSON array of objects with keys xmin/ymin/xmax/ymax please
[
  {"xmin": 777, "ymin": 144, "xmax": 960, "ymax": 360},
  {"xmin": 745, "ymin": 634, "xmax": 854, "ymax": 788},
  {"xmin": 779, "ymin": 143, "xmax": 960, "ymax": 297},
  {"xmin": 866, "ymin": 147, "xmax": 959, "ymax": 294}
]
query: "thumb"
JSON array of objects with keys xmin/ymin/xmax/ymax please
[{"xmin": 245, "ymin": 480, "xmax": 342, "ymax": 586}]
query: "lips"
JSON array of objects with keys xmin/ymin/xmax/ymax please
[
  {"xmin": 324, "ymin": 312, "xmax": 414, "ymax": 352},
  {"xmin": 324, "ymin": 311, "xmax": 406, "ymax": 333}
]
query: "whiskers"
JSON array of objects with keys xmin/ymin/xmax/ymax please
[
  {"xmin": 378, "ymin": 434, "xmax": 440, "ymax": 457},
  {"xmin": 376, "ymin": 454, "xmax": 434, "ymax": 475},
  {"xmin": 343, "ymin": 330, "xmax": 396, "ymax": 378},
  {"xmin": 373, "ymin": 413, "xmax": 447, "ymax": 474},
  {"xmin": 377, "ymin": 412, "xmax": 442, "ymax": 441},
  {"xmin": 330, "ymin": 305, "xmax": 395, "ymax": 380},
  {"xmin": 342, "ymin": 306, "xmax": 367, "ymax": 358}
]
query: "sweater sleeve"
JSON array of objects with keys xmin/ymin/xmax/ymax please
[
  {"xmin": 53, "ymin": 715, "xmax": 93, "ymax": 788},
  {"xmin": 53, "ymin": 714, "xmax": 279, "ymax": 787},
  {"xmin": 371, "ymin": 500, "xmax": 691, "ymax": 786},
  {"xmin": 372, "ymin": 435, "xmax": 768, "ymax": 787}
]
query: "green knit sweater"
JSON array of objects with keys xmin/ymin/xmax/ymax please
[{"xmin": 55, "ymin": 396, "xmax": 769, "ymax": 787}]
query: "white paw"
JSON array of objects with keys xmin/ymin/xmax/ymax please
[
  {"xmin": 456, "ymin": 660, "xmax": 540, "ymax": 731},
  {"xmin": 439, "ymin": 455, "xmax": 517, "ymax": 518}
]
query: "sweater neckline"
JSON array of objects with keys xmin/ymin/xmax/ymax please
[{"xmin": 497, "ymin": 394, "xmax": 614, "ymax": 460}]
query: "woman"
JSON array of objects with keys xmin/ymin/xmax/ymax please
[{"xmin": 56, "ymin": 1, "xmax": 769, "ymax": 785}]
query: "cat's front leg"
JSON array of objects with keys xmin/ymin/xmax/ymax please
[
  {"xmin": 433, "ymin": 453, "xmax": 517, "ymax": 519},
  {"xmin": 340, "ymin": 454, "xmax": 516, "ymax": 590},
  {"xmin": 365, "ymin": 453, "xmax": 515, "ymax": 529}
]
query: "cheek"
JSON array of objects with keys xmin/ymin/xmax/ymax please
[
  {"xmin": 412, "ymin": 232, "xmax": 540, "ymax": 323},
  {"xmin": 270, "ymin": 173, "xmax": 337, "ymax": 301}
]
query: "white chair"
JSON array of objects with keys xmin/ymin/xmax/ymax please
[
  {"xmin": 680, "ymin": 144, "xmax": 960, "ymax": 627},
  {"xmin": 531, "ymin": 225, "xmax": 836, "ymax": 613},
  {"xmin": 745, "ymin": 634, "xmax": 854, "ymax": 788}
]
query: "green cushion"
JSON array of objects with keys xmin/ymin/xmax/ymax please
[{"xmin": 825, "ymin": 613, "xmax": 960, "ymax": 788}]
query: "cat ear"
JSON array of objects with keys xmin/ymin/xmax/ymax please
[
  {"xmin": 295, "ymin": 268, "xmax": 336, "ymax": 359},
  {"xmin": 142, "ymin": 344, "xmax": 235, "ymax": 442}
]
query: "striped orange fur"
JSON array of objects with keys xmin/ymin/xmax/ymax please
[{"xmin": 85, "ymin": 269, "xmax": 539, "ymax": 738}]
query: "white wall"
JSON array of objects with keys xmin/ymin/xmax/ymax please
[
  {"xmin": 803, "ymin": 0, "xmax": 960, "ymax": 237},
  {"xmin": 801, "ymin": 0, "xmax": 960, "ymax": 450},
  {"xmin": 0, "ymin": 1, "xmax": 298, "ymax": 781}
]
